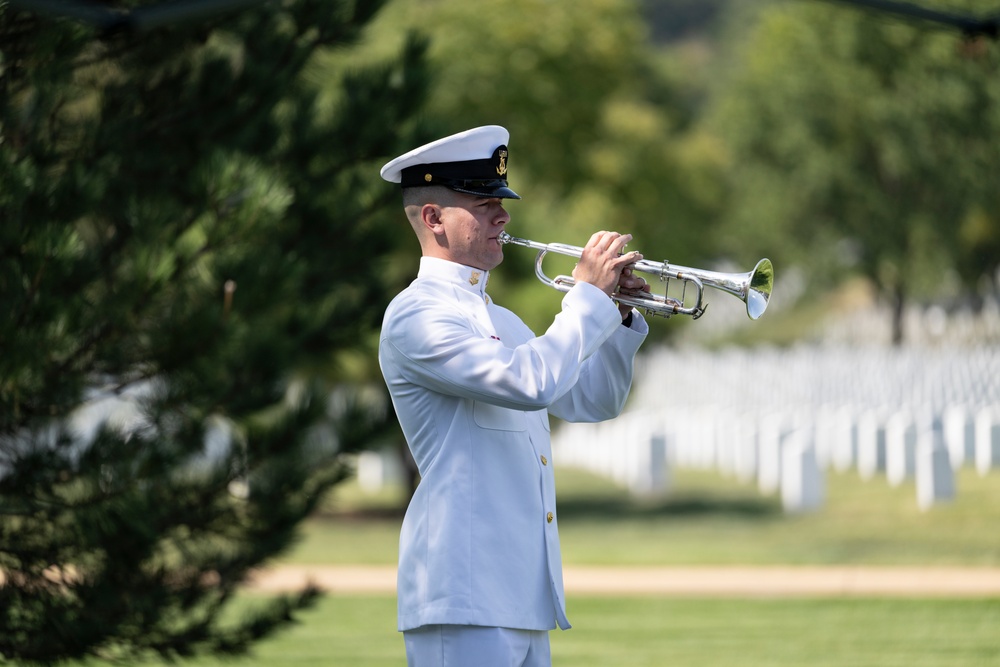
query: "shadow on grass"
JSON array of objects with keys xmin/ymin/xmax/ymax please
[
  {"xmin": 314, "ymin": 505, "xmax": 407, "ymax": 521},
  {"xmin": 313, "ymin": 494, "xmax": 779, "ymax": 525},
  {"xmin": 315, "ymin": 484, "xmax": 782, "ymax": 523},
  {"xmin": 555, "ymin": 492, "xmax": 781, "ymax": 522},
  {"xmin": 314, "ymin": 471, "xmax": 783, "ymax": 524}
]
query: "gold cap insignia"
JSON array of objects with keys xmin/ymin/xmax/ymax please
[{"xmin": 496, "ymin": 148, "xmax": 507, "ymax": 177}]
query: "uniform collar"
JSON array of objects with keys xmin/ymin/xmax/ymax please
[{"xmin": 418, "ymin": 257, "xmax": 490, "ymax": 299}]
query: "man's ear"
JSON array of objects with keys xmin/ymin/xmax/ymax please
[{"xmin": 420, "ymin": 203, "xmax": 446, "ymax": 236}]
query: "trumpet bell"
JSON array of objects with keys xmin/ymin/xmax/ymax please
[{"xmin": 746, "ymin": 258, "xmax": 774, "ymax": 320}]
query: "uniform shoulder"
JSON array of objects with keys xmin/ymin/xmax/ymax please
[
  {"xmin": 383, "ymin": 277, "xmax": 457, "ymax": 328},
  {"xmin": 387, "ymin": 276, "xmax": 453, "ymax": 309}
]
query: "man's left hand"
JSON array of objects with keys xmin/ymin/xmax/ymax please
[{"xmin": 616, "ymin": 266, "xmax": 650, "ymax": 320}]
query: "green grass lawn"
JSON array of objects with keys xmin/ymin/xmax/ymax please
[
  {"xmin": 80, "ymin": 465, "xmax": 999, "ymax": 666},
  {"xmin": 129, "ymin": 594, "xmax": 1000, "ymax": 667},
  {"xmin": 285, "ymin": 465, "xmax": 1000, "ymax": 566},
  {"xmin": 556, "ymin": 596, "xmax": 1000, "ymax": 667}
]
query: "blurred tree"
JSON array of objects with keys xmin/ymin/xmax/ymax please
[
  {"xmin": 0, "ymin": 0, "xmax": 428, "ymax": 662},
  {"xmin": 707, "ymin": 0, "xmax": 1000, "ymax": 343},
  {"xmin": 641, "ymin": 0, "xmax": 731, "ymax": 43},
  {"xmin": 340, "ymin": 0, "xmax": 726, "ymax": 338}
]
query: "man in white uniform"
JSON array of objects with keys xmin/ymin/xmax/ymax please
[{"xmin": 378, "ymin": 126, "xmax": 650, "ymax": 667}]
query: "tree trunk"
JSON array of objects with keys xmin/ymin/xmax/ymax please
[{"xmin": 890, "ymin": 281, "xmax": 906, "ymax": 346}]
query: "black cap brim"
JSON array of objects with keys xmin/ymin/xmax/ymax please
[
  {"xmin": 397, "ymin": 142, "xmax": 519, "ymax": 199},
  {"xmin": 450, "ymin": 182, "xmax": 521, "ymax": 200}
]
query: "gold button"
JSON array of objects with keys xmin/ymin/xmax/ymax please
[
  {"xmin": 546, "ymin": 512, "xmax": 554, "ymax": 523},
  {"xmin": 540, "ymin": 455, "xmax": 548, "ymax": 466}
]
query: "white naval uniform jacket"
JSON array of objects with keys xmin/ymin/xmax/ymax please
[{"xmin": 379, "ymin": 257, "xmax": 648, "ymax": 633}]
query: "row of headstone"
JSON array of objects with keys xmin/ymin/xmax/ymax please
[
  {"xmin": 673, "ymin": 278, "xmax": 1000, "ymax": 350},
  {"xmin": 551, "ymin": 344, "xmax": 1000, "ymax": 512},
  {"xmin": 819, "ymin": 299, "xmax": 1000, "ymax": 348}
]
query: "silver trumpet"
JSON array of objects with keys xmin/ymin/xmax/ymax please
[{"xmin": 498, "ymin": 231, "xmax": 774, "ymax": 320}]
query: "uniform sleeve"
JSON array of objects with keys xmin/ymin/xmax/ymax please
[
  {"xmin": 380, "ymin": 282, "xmax": 624, "ymax": 412},
  {"xmin": 547, "ymin": 310, "xmax": 648, "ymax": 422}
]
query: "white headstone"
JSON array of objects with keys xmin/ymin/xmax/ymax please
[
  {"xmin": 733, "ymin": 415, "xmax": 759, "ymax": 484},
  {"xmin": 975, "ymin": 408, "xmax": 1000, "ymax": 476},
  {"xmin": 916, "ymin": 443, "xmax": 955, "ymax": 511},
  {"xmin": 856, "ymin": 410, "xmax": 886, "ymax": 480},
  {"xmin": 780, "ymin": 433, "xmax": 825, "ymax": 513},
  {"xmin": 628, "ymin": 432, "xmax": 669, "ymax": 497},
  {"xmin": 885, "ymin": 411, "xmax": 916, "ymax": 487},
  {"xmin": 828, "ymin": 406, "xmax": 857, "ymax": 473},
  {"xmin": 357, "ymin": 449, "xmax": 403, "ymax": 492},
  {"xmin": 943, "ymin": 405, "xmax": 975, "ymax": 469},
  {"xmin": 757, "ymin": 413, "xmax": 787, "ymax": 495}
]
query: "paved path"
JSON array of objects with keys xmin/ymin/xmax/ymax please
[{"xmin": 249, "ymin": 565, "xmax": 1000, "ymax": 597}]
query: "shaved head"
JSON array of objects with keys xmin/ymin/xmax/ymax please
[
  {"xmin": 403, "ymin": 186, "xmax": 463, "ymax": 238},
  {"xmin": 403, "ymin": 185, "xmax": 459, "ymax": 209}
]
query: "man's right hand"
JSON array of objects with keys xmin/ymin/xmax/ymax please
[{"xmin": 571, "ymin": 230, "xmax": 643, "ymax": 297}]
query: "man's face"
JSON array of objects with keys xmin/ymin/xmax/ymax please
[{"xmin": 438, "ymin": 193, "xmax": 510, "ymax": 271}]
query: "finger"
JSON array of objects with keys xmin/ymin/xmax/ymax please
[
  {"xmin": 613, "ymin": 250, "xmax": 642, "ymax": 270},
  {"xmin": 619, "ymin": 274, "xmax": 647, "ymax": 291},
  {"xmin": 633, "ymin": 277, "xmax": 650, "ymax": 292},
  {"xmin": 606, "ymin": 233, "xmax": 633, "ymax": 256},
  {"xmin": 585, "ymin": 230, "xmax": 609, "ymax": 249},
  {"xmin": 598, "ymin": 231, "xmax": 623, "ymax": 252}
]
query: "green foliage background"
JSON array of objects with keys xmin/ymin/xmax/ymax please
[
  {"xmin": 3, "ymin": 0, "xmax": 1000, "ymax": 662},
  {"xmin": 321, "ymin": 0, "xmax": 728, "ymax": 337},
  {"xmin": 318, "ymin": 0, "xmax": 1000, "ymax": 340},
  {"xmin": 707, "ymin": 0, "xmax": 1000, "ymax": 342}
]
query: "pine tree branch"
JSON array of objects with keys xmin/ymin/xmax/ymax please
[
  {"xmin": 8, "ymin": 0, "xmax": 272, "ymax": 34},
  {"xmin": 816, "ymin": 0, "xmax": 1000, "ymax": 39}
]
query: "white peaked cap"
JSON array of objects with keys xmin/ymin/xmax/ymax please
[{"xmin": 379, "ymin": 125, "xmax": 520, "ymax": 199}]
